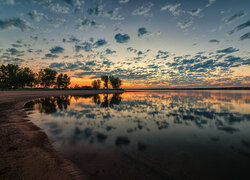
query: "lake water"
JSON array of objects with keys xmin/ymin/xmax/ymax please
[{"xmin": 24, "ymin": 90, "xmax": 250, "ymax": 180}]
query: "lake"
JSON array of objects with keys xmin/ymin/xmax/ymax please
[{"xmin": 24, "ymin": 90, "xmax": 250, "ymax": 180}]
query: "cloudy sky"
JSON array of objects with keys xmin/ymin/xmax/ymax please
[{"xmin": 0, "ymin": 0, "xmax": 249, "ymax": 88}]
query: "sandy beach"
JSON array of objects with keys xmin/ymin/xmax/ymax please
[{"xmin": 0, "ymin": 90, "xmax": 123, "ymax": 180}]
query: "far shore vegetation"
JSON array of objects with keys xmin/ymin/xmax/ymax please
[{"xmin": 0, "ymin": 64, "xmax": 123, "ymax": 90}]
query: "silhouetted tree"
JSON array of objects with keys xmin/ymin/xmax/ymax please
[
  {"xmin": 101, "ymin": 75, "xmax": 109, "ymax": 89},
  {"xmin": 109, "ymin": 76, "xmax": 122, "ymax": 89},
  {"xmin": 17, "ymin": 67, "xmax": 35, "ymax": 88},
  {"xmin": 39, "ymin": 68, "xmax": 57, "ymax": 88},
  {"xmin": 0, "ymin": 64, "xmax": 19, "ymax": 88},
  {"xmin": 92, "ymin": 79, "xmax": 101, "ymax": 89},
  {"xmin": 57, "ymin": 73, "xmax": 71, "ymax": 89}
]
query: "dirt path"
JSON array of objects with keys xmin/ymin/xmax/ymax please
[{"xmin": 0, "ymin": 90, "xmax": 123, "ymax": 180}]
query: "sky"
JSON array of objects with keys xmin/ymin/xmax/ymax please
[{"xmin": 0, "ymin": 0, "xmax": 249, "ymax": 88}]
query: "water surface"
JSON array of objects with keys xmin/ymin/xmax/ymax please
[{"xmin": 25, "ymin": 91, "xmax": 250, "ymax": 179}]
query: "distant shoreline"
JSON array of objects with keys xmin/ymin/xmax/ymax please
[
  {"xmin": 1, "ymin": 87, "xmax": 249, "ymax": 92},
  {"xmin": 125, "ymin": 87, "xmax": 250, "ymax": 91}
]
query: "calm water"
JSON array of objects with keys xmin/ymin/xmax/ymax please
[{"xmin": 24, "ymin": 91, "xmax": 250, "ymax": 180}]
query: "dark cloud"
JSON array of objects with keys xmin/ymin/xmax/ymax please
[
  {"xmin": 138, "ymin": 27, "xmax": 151, "ymax": 37},
  {"xmin": 132, "ymin": 2, "xmax": 154, "ymax": 17},
  {"xmin": 105, "ymin": 48, "xmax": 116, "ymax": 54},
  {"xmin": 7, "ymin": 48, "xmax": 24, "ymax": 56},
  {"xmin": 239, "ymin": 32, "xmax": 250, "ymax": 41},
  {"xmin": 93, "ymin": 39, "xmax": 107, "ymax": 48},
  {"xmin": 0, "ymin": 18, "xmax": 31, "ymax": 31},
  {"xmin": 45, "ymin": 53, "xmax": 59, "ymax": 58},
  {"xmin": 156, "ymin": 50, "xmax": 169, "ymax": 59},
  {"xmin": 75, "ymin": 38, "xmax": 107, "ymax": 52},
  {"xmin": 217, "ymin": 47, "xmax": 239, "ymax": 54},
  {"xmin": 50, "ymin": 46, "xmax": 64, "ymax": 54},
  {"xmin": 76, "ymin": 17, "xmax": 104, "ymax": 30},
  {"xmin": 225, "ymin": 11, "xmax": 246, "ymax": 23},
  {"xmin": 49, "ymin": 62, "xmax": 65, "ymax": 68},
  {"xmin": 209, "ymin": 39, "xmax": 220, "ymax": 43},
  {"xmin": 87, "ymin": 5, "xmax": 124, "ymax": 20},
  {"xmin": 127, "ymin": 47, "xmax": 137, "ymax": 53},
  {"xmin": 114, "ymin": 33, "xmax": 130, "ymax": 43},
  {"xmin": 62, "ymin": 0, "xmax": 83, "ymax": 7},
  {"xmin": 63, "ymin": 35, "xmax": 80, "ymax": 43},
  {"xmin": 227, "ymin": 19, "xmax": 250, "ymax": 35}
]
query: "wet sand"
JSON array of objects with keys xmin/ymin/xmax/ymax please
[{"xmin": 0, "ymin": 90, "xmax": 123, "ymax": 180}]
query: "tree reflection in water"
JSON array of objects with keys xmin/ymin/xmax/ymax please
[{"xmin": 25, "ymin": 93, "xmax": 123, "ymax": 114}]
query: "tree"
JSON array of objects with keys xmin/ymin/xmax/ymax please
[
  {"xmin": 39, "ymin": 68, "xmax": 57, "ymax": 88},
  {"xmin": 57, "ymin": 73, "xmax": 63, "ymax": 88},
  {"xmin": 17, "ymin": 67, "xmax": 35, "ymax": 88},
  {"xmin": 0, "ymin": 64, "xmax": 19, "ymax": 88},
  {"xmin": 63, "ymin": 74, "xmax": 70, "ymax": 88},
  {"xmin": 101, "ymin": 75, "xmax": 109, "ymax": 89},
  {"xmin": 57, "ymin": 73, "xmax": 70, "ymax": 89},
  {"xmin": 109, "ymin": 76, "xmax": 122, "ymax": 89},
  {"xmin": 92, "ymin": 79, "xmax": 101, "ymax": 89}
]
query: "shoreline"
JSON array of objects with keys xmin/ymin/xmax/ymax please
[{"xmin": 0, "ymin": 90, "xmax": 123, "ymax": 180}]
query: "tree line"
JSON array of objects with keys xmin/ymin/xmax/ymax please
[
  {"xmin": 0, "ymin": 64, "xmax": 123, "ymax": 90},
  {"xmin": 0, "ymin": 64, "xmax": 70, "ymax": 89},
  {"xmin": 91, "ymin": 75, "xmax": 122, "ymax": 89}
]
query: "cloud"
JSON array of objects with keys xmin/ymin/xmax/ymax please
[
  {"xmin": 45, "ymin": 53, "xmax": 59, "ymax": 58},
  {"xmin": 120, "ymin": 0, "xmax": 129, "ymax": 3},
  {"xmin": 50, "ymin": 46, "xmax": 64, "ymax": 54},
  {"xmin": 49, "ymin": 18, "xmax": 66, "ymax": 27},
  {"xmin": 132, "ymin": 2, "xmax": 154, "ymax": 17},
  {"xmin": 63, "ymin": 35, "xmax": 80, "ymax": 43},
  {"xmin": 209, "ymin": 39, "xmax": 220, "ymax": 43},
  {"xmin": 177, "ymin": 19, "xmax": 193, "ymax": 29},
  {"xmin": 62, "ymin": 0, "xmax": 83, "ymax": 7},
  {"xmin": 137, "ymin": 27, "xmax": 151, "ymax": 38},
  {"xmin": 227, "ymin": 19, "xmax": 250, "ymax": 35},
  {"xmin": 7, "ymin": 48, "xmax": 24, "ymax": 56},
  {"xmin": 105, "ymin": 49, "xmax": 116, "ymax": 54},
  {"xmin": 161, "ymin": 3, "xmax": 181, "ymax": 16},
  {"xmin": 114, "ymin": 33, "xmax": 130, "ymax": 43},
  {"xmin": 48, "ymin": 3, "xmax": 70, "ymax": 14},
  {"xmin": 87, "ymin": 5, "xmax": 124, "ymax": 20},
  {"xmin": 0, "ymin": 18, "xmax": 31, "ymax": 32},
  {"xmin": 206, "ymin": 0, "xmax": 216, "ymax": 7},
  {"xmin": 187, "ymin": 8, "xmax": 202, "ymax": 16},
  {"xmin": 28, "ymin": 10, "xmax": 47, "ymax": 22},
  {"xmin": 127, "ymin": 47, "xmax": 137, "ymax": 53},
  {"xmin": 75, "ymin": 38, "xmax": 107, "ymax": 52},
  {"xmin": 76, "ymin": 17, "xmax": 104, "ymax": 30},
  {"xmin": 239, "ymin": 32, "xmax": 250, "ymax": 41},
  {"xmin": 156, "ymin": 50, "xmax": 169, "ymax": 59},
  {"xmin": 216, "ymin": 47, "xmax": 239, "ymax": 54},
  {"xmin": 93, "ymin": 39, "xmax": 107, "ymax": 48},
  {"xmin": 0, "ymin": 0, "xmax": 14, "ymax": 5},
  {"xmin": 225, "ymin": 11, "xmax": 246, "ymax": 23},
  {"xmin": 49, "ymin": 62, "xmax": 65, "ymax": 69}
]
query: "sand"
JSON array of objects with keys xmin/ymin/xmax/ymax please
[{"xmin": 0, "ymin": 90, "xmax": 123, "ymax": 180}]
